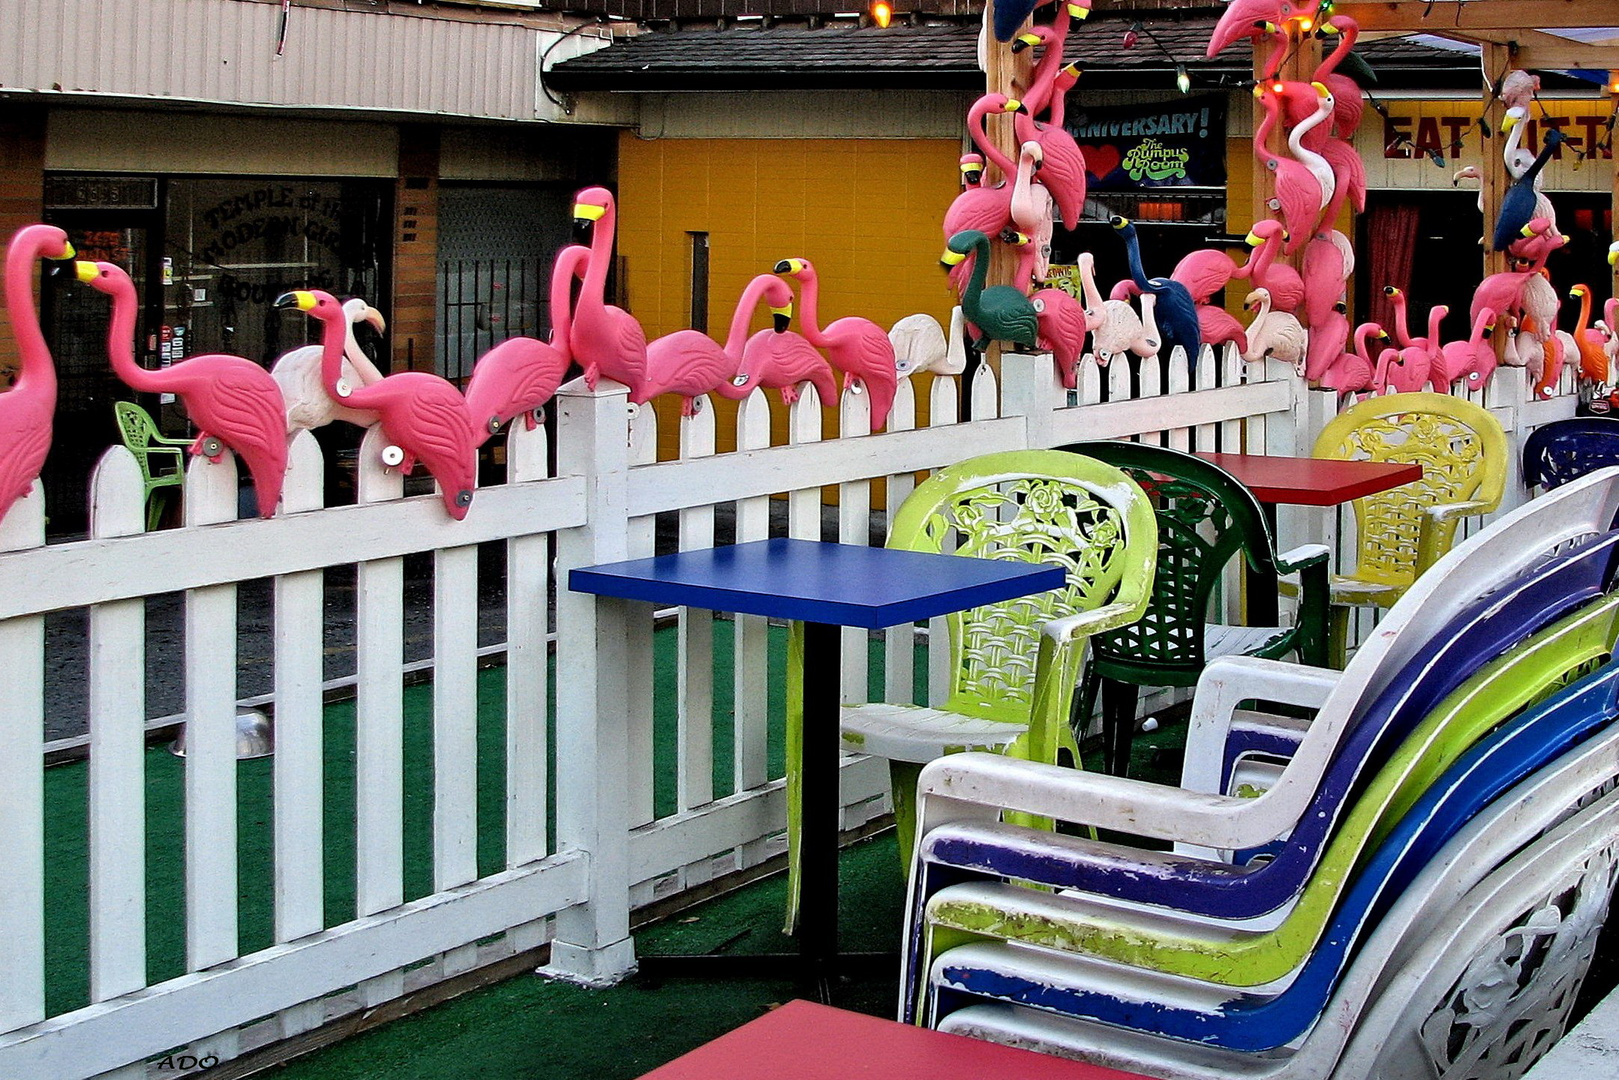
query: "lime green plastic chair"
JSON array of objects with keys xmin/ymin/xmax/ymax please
[
  {"xmin": 922, "ymin": 589, "xmax": 1619, "ymax": 986},
  {"xmin": 114, "ymin": 400, "xmax": 190, "ymax": 531},
  {"xmin": 1314, "ymin": 392, "xmax": 1506, "ymax": 661}
]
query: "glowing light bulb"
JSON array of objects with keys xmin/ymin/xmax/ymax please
[
  {"xmin": 1176, "ymin": 65, "xmax": 1191, "ymax": 94},
  {"xmin": 869, "ymin": 0, "xmax": 892, "ymax": 28}
]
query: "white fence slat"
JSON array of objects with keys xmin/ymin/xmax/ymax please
[
  {"xmin": 275, "ymin": 434, "xmax": 327, "ymax": 945},
  {"xmin": 434, "ymin": 539, "xmax": 480, "ymax": 892},
  {"xmin": 787, "ymin": 383, "xmax": 825, "ymax": 540},
  {"xmin": 838, "ymin": 389, "xmax": 873, "ymax": 705},
  {"xmin": 506, "ymin": 421, "xmax": 551, "ymax": 866},
  {"xmin": 1221, "ymin": 345, "xmax": 1245, "ymax": 451},
  {"xmin": 625, "ymin": 408, "xmax": 658, "ymax": 829},
  {"xmin": 1193, "ymin": 347, "xmax": 1218, "ymax": 451},
  {"xmin": 355, "ymin": 427, "xmax": 406, "ymax": 921},
  {"xmin": 884, "ymin": 380, "xmax": 919, "ymax": 704},
  {"xmin": 182, "ymin": 452, "xmax": 242, "ymax": 973},
  {"xmin": 0, "ymin": 484, "xmax": 45, "ymax": 1032},
  {"xmin": 1166, "ymin": 351, "xmax": 1192, "ymax": 450},
  {"xmin": 86, "ymin": 451, "xmax": 147, "ymax": 1004},
  {"xmin": 677, "ymin": 404, "xmax": 717, "ymax": 813},
  {"xmin": 731, "ymin": 392, "xmax": 772, "ymax": 798}
]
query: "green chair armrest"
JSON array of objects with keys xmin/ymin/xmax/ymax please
[{"xmin": 1275, "ymin": 543, "xmax": 1330, "ymax": 574}]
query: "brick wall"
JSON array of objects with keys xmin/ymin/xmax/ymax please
[
  {"xmin": 393, "ymin": 125, "xmax": 440, "ymax": 374},
  {"xmin": 0, "ymin": 109, "xmax": 46, "ymax": 386}
]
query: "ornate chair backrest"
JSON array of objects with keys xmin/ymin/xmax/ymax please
[
  {"xmin": 888, "ymin": 450, "xmax": 1156, "ymax": 726},
  {"xmin": 1314, "ymin": 391, "xmax": 1507, "ymax": 592},
  {"xmin": 1523, "ymin": 417, "xmax": 1619, "ymax": 492},
  {"xmin": 1061, "ymin": 441, "xmax": 1277, "ymax": 678}
]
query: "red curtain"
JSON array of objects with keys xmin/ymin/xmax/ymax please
[{"xmin": 1364, "ymin": 203, "xmax": 1420, "ymax": 334}]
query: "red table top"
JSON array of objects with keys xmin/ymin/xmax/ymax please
[
  {"xmin": 1194, "ymin": 453, "xmax": 1423, "ymax": 507},
  {"xmin": 636, "ymin": 1000, "xmax": 1154, "ymax": 1080}
]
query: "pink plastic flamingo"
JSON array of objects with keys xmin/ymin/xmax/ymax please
[
  {"xmin": 463, "ymin": 245, "xmax": 584, "ymax": 441},
  {"xmin": 1384, "ymin": 286, "xmax": 1443, "ymax": 356},
  {"xmin": 1314, "ymin": 16, "xmax": 1367, "ymax": 138},
  {"xmin": 1077, "ymin": 253, "xmax": 1154, "ymax": 367},
  {"xmin": 272, "ymin": 298, "xmax": 387, "ymax": 437},
  {"xmin": 1044, "ymin": 63, "xmax": 1082, "ymax": 128},
  {"xmin": 1014, "ymin": 105, "xmax": 1086, "ymax": 230},
  {"xmin": 1206, "ymin": 0, "xmax": 1317, "ymax": 60},
  {"xmin": 1009, "ymin": 140, "xmax": 1053, "ymax": 291},
  {"xmin": 1253, "ymin": 83, "xmax": 1320, "ymax": 254},
  {"xmin": 1031, "ymin": 286, "xmax": 1089, "ymax": 389},
  {"xmin": 1373, "ymin": 330, "xmax": 1431, "ymax": 395},
  {"xmin": 79, "ymin": 260, "xmax": 287, "ymax": 518},
  {"xmin": 570, "ymin": 186, "xmax": 649, "ymax": 402},
  {"xmin": 1305, "ymin": 307, "xmax": 1351, "ymax": 383},
  {"xmin": 1011, "ymin": 1, "xmax": 1083, "ymax": 117},
  {"xmin": 1241, "ymin": 219, "xmax": 1304, "ymax": 314},
  {"xmin": 1436, "ymin": 308, "xmax": 1498, "ymax": 390},
  {"xmin": 772, "ymin": 258, "xmax": 898, "ymax": 431},
  {"xmin": 945, "ymin": 95, "xmax": 1026, "ymax": 295},
  {"xmin": 1319, "ymin": 321, "xmax": 1381, "ymax": 395},
  {"xmin": 1167, "ymin": 242, "xmax": 1249, "ymax": 353},
  {"xmin": 278, "ymin": 289, "xmax": 478, "ymax": 520},
  {"xmin": 727, "ymin": 276, "xmax": 838, "ymax": 406},
  {"xmin": 0, "ymin": 224, "xmax": 73, "ymax": 524}
]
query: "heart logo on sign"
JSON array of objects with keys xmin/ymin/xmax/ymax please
[{"xmin": 1081, "ymin": 144, "xmax": 1122, "ymax": 180}]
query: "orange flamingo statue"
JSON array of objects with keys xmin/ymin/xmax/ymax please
[
  {"xmin": 727, "ymin": 276, "xmax": 838, "ymax": 407},
  {"xmin": 0, "ymin": 224, "xmax": 73, "ymax": 525},
  {"xmin": 277, "ymin": 289, "xmax": 478, "ymax": 520},
  {"xmin": 463, "ymin": 244, "xmax": 584, "ymax": 440},
  {"xmin": 570, "ymin": 186, "xmax": 650, "ymax": 402},
  {"xmin": 1568, "ymin": 285, "xmax": 1610, "ymax": 385},
  {"xmin": 773, "ymin": 257, "xmax": 898, "ymax": 431},
  {"xmin": 79, "ymin": 260, "xmax": 287, "ymax": 518}
]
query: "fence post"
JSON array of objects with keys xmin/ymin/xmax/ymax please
[
  {"xmin": 1489, "ymin": 366, "xmax": 1530, "ymax": 515},
  {"xmin": 1000, "ymin": 351, "xmax": 1055, "ymax": 451},
  {"xmin": 546, "ymin": 376, "xmax": 638, "ymax": 987}
]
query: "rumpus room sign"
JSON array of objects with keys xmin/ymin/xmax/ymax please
[{"xmin": 1064, "ymin": 94, "xmax": 1227, "ymax": 190}]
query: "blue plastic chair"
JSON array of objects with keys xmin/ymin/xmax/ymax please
[{"xmin": 1523, "ymin": 417, "xmax": 1619, "ymax": 492}]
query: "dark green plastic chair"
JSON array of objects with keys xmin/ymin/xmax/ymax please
[
  {"xmin": 1060, "ymin": 441, "xmax": 1331, "ymax": 775},
  {"xmin": 114, "ymin": 400, "xmax": 190, "ymax": 531}
]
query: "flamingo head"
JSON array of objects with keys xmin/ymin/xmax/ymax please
[
  {"xmin": 1383, "ymin": 286, "xmax": 1402, "ymax": 299},
  {"xmin": 1608, "ymin": 241, "xmax": 1618, "ymax": 267},
  {"xmin": 770, "ymin": 302, "xmax": 793, "ymax": 334},
  {"xmin": 1067, "ymin": 0, "xmax": 1090, "ymax": 17},
  {"xmin": 1206, "ymin": 0, "xmax": 1289, "ymax": 59},
  {"xmin": 972, "ymin": 93, "xmax": 1028, "ymax": 119},
  {"xmin": 1572, "ymin": 285, "xmax": 1589, "ymax": 301},
  {"xmin": 1246, "ymin": 220, "xmax": 1286, "ymax": 248},
  {"xmin": 774, "ymin": 257, "xmax": 811, "ymax": 279},
  {"xmin": 1452, "ymin": 165, "xmax": 1480, "ymax": 186},
  {"xmin": 1310, "ymin": 80, "xmax": 1334, "ymax": 107},
  {"xmin": 959, "ymin": 154, "xmax": 985, "ymax": 187},
  {"xmin": 274, "ymin": 289, "xmax": 346, "ymax": 326},
  {"xmin": 1054, "ymin": 63, "xmax": 1083, "ymax": 94},
  {"xmin": 1109, "ymin": 215, "xmax": 1134, "ymax": 236},
  {"xmin": 1021, "ymin": 141, "xmax": 1043, "ymax": 169},
  {"xmin": 342, "ymin": 298, "xmax": 387, "ymax": 335},
  {"xmin": 940, "ymin": 230, "xmax": 984, "ymax": 268},
  {"xmin": 1000, "ymin": 230, "xmax": 1032, "ymax": 247},
  {"xmin": 1501, "ymin": 106, "xmax": 1527, "ymax": 133},
  {"xmin": 572, "ymin": 187, "xmax": 613, "ymax": 236},
  {"xmin": 1243, "ymin": 288, "xmax": 1270, "ymax": 312},
  {"xmin": 73, "ymin": 260, "xmax": 126, "ymax": 296}
]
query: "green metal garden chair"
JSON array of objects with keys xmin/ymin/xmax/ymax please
[
  {"xmin": 113, "ymin": 400, "xmax": 190, "ymax": 531},
  {"xmin": 811, "ymin": 449, "xmax": 1157, "ymax": 876},
  {"xmin": 1314, "ymin": 393, "xmax": 1507, "ymax": 663},
  {"xmin": 1061, "ymin": 441, "xmax": 1331, "ymax": 776}
]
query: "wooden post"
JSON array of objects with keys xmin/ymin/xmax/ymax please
[
  {"xmin": 1251, "ymin": 24, "xmax": 1322, "ymax": 270},
  {"xmin": 1481, "ymin": 43, "xmax": 1512, "ymax": 281},
  {"xmin": 980, "ymin": 0, "xmax": 1035, "ymax": 377}
]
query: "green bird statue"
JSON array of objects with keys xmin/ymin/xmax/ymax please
[{"xmin": 940, "ymin": 230, "xmax": 1039, "ymax": 353}]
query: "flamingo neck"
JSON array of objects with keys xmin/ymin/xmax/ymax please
[
  {"xmin": 579, "ymin": 203, "xmax": 617, "ymax": 316},
  {"xmin": 1389, "ymin": 294, "xmax": 1413, "ymax": 345},
  {"xmin": 1314, "ymin": 20, "xmax": 1357, "ymax": 79},
  {"xmin": 317, "ymin": 308, "xmax": 354, "ymax": 399},
  {"xmin": 1471, "ymin": 309, "xmax": 1494, "ymax": 345},
  {"xmin": 1574, "ymin": 291, "xmax": 1591, "ymax": 335},
  {"xmin": 1426, "ymin": 306, "xmax": 1446, "ymax": 346},
  {"xmin": 1023, "ymin": 6, "xmax": 1071, "ymax": 115},
  {"xmin": 1121, "ymin": 228, "xmax": 1149, "ymax": 289},
  {"xmin": 967, "ymin": 100, "xmax": 1018, "ymax": 177},
  {"xmin": 960, "ymin": 238, "xmax": 992, "ymax": 320},
  {"xmin": 1012, "ymin": 150, "xmax": 1038, "ymax": 216},
  {"xmin": 4, "ymin": 228, "xmax": 59, "ymax": 395},
  {"xmin": 550, "ymin": 245, "xmax": 586, "ymax": 360},
  {"xmin": 1521, "ymin": 138, "xmax": 1558, "ymax": 187},
  {"xmin": 1253, "ymin": 99, "xmax": 1280, "ymax": 162},
  {"xmin": 1353, "ymin": 325, "xmax": 1378, "ymax": 364},
  {"xmin": 723, "ymin": 276, "xmax": 777, "ymax": 357},
  {"xmin": 1076, "ymin": 255, "xmax": 1102, "ymax": 312},
  {"xmin": 100, "ymin": 272, "xmax": 150, "ymax": 391},
  {"xmin": 1261, "ymin": 30, "xmax": 1288, "ymax": 81},
  {"xmin": 792, "ymin": 267, "xmax": 829, "ymax": 346}
]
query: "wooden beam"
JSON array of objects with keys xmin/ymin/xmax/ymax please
[
  {"xmin": 1338, "ymin": 1, "xmax": 1619, "ymax": 33},
  {"xmin": 1433, "ymin": 28, "xmax": 1619, "ymax": 72}
]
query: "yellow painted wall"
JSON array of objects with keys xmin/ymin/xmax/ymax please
[{"xmin": 617, "ymin": 134, "xmax": 962, "ymax": 454}]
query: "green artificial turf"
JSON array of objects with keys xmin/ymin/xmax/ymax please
[{"xmin": 38, "ymin": 619, "xmax": 1189, "ymax": 1074}]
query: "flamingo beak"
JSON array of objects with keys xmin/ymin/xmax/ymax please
[
  {"xmin": 1383, "ymin": 286, "xmax": 1399, "ymax": 297},
  {"xmin": 1244, "ymin": 231, "xmax": 1262, "ymax": 246},
  {"xmin": 770, "ymin": 303, "xmax": 792, "ymax": 333},
  {"xmin": 1110, "ymin": 215, "xmax": 1131, "ymax": 230},
  {"xmin": 73, "ymin": 261, "xmax": 99, "ymax": 284},
  {"xmin": 1003, "ymin": 98, "xmax": 1027, "ymax": 114},
  {"xmin": 273, "ymin": 290, "xmax": 318, "ymax": 312},
  {"xmin": 51, "ymin": 241, "xmax": 76, "ymax": 261},
  {"xmin": 940, "ymin": 250, "xmax": 968, "ymax": 268},
  {"xmin": 1063, "ymin": 63, "xmax": 1082, "ymax": 79},
  {"xmin": 1608, "ymin": 244, "xmax": 1618, "ymax": 267},
  {"xmin": 1011, "ymin": 32, "xmax": 1040, "ymax": 53},
  {"xmin": 364, "ymin": 306, "xmax": 387, "ymax": 334},
  {"xmin": 774, "ymin": 258, "xmax": 804, "ymax": 275},
  {"xmin": 1067, "ymin": 2, "xmax": 1088, "ymax": 18}
]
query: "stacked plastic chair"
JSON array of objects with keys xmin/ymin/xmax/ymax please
[
  {"xmin": 1523, "ymin": 416, "xmax": 1619, "ymax": 493},
  {"xmin": 899, "ymin": 468, "xmax": 1619, "ymax": 1079}
]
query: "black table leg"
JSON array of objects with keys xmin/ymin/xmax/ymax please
[
  {"xmin": 1250, "ymin": 501, "xmax": 1280, "ymax": 626},
  {"xmin": 797, "ymin": 620, "xmax": 841, "ymax": 1002}
]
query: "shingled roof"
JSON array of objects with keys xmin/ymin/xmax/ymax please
[{"xmin": 547, "ymin": 9, "xmax": 1476, "ymax": 92}]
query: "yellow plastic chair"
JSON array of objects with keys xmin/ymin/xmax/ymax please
[
  {"xmin": 113, "ymin": 400, "xmax": 190, "ymax": 531},
  {"xmin": 1314, "ymin": 391, "xmax": 1506, "ymax": 661}
]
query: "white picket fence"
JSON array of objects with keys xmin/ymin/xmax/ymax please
[{"xmin": 0, "ymin": 343, "xmax": 1577, "ymax": 1078}]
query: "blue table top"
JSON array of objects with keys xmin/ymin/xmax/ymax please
[{"xmin": 569, "ymin": 538, "xmax": 1067, "ymax": 630}]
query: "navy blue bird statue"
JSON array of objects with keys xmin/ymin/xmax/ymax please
[
  {"xmin": 1490, "ymin": 128, "xmax": 1564, "ymax": 253},
  {"xmin": 993, "ymin": 0, "xmax": 1089, "ymax": 44},
  {"xmin": 1111, "ymin": 215, "xmax": 1202, "ymax": 368}
]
